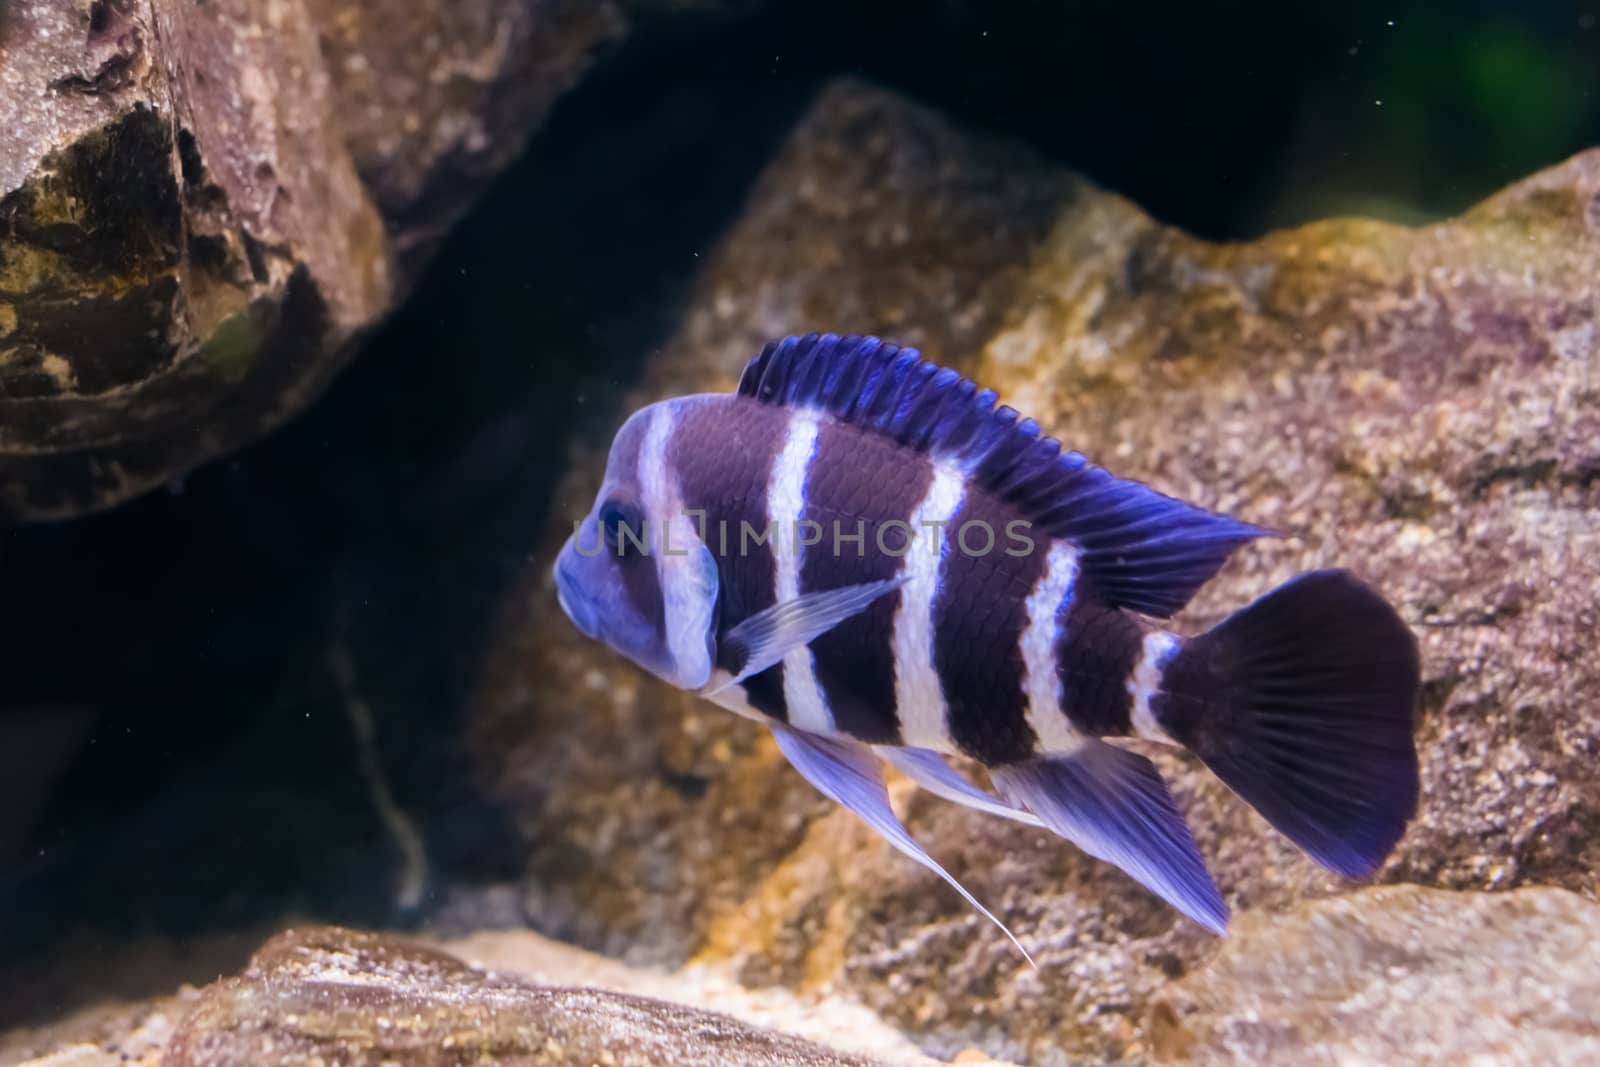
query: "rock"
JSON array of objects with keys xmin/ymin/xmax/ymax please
[
  {"xmin": 307, "ymin": 0, "xmax": 627, "ymax": 270},
  {"xmin": 436, "ymin": 925, "xmax": 1012, "ymax": 1066},
  {"xmin": 0, "ymin": 991, "xmax": 186, "ymax": 1067},
  {"xmin": 4, "ymin": 922, "xmax": 1011, "ymax": 1067},
  {"xmin": 159, "ymin": 925, "xmax": 934, "ymax": 1067},
  {"xmin": 1147, "ymin": 885, "xmax": 1600, "ymax": 1066},
  {"xmin": 468, "ymin": 79, "xmax": 1600, "ymax": 1065},
  {"xmin": 0, "ymin": 0, "xmax": 391, "ymax": 520},
  {"xmin": 0, "ymin": 0, "xmax": 736, "ymax": 520},
  {"xmin": 975, "ymin": 155, "xmax": 1600, "ymax": 904}
]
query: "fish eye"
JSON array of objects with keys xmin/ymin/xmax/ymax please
[{"xmin": 599, "ymin": 499, "xmax": 644, "ymax": 555}]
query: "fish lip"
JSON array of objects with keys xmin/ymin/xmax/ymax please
[{"xmin": 554, "ymin": 559, "xmax": 600, "ymax": 639}]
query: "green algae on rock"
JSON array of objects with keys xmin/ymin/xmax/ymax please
[{"xmin": 468, "ymin": 80, "xmax": 1600, "ymax": 1066}]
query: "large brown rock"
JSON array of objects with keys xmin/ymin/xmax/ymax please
[
  {"xmin": 0, "ymin": 0, "xmax": 699, "ymax": 520},
  {"xmin": 159, "ymin": 926, "xmax": 919, "ymax": 1067},
  {"xmin": 307, "ymin": 0, "xmax": 627, "ymax": 270},
  {"xmin": 1, "ymin": 0, "xmax": 388, "ymax": 520},
  {"xmin": 3, "ymin": 923, "xmax": 1011, "ymax": 1067},
  {"xmin": 469, "ymin": 80, "xmax": 1600, "ymax": 1065}
]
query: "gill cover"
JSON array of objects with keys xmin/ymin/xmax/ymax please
[{"xmin": 655, "ymin": 509, "xmax": 719, "ymax": 690}]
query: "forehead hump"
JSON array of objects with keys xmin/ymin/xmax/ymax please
[{"xmin": 601, "ymin": 404, "xmax": 660, "ymax": 483}]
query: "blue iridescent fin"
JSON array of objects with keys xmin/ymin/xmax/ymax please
[
  {"xmin": 876, "ymin": 747, "xmax": 1044, "ymax": 828},
  {"xmin": 737, "ymin": 334, "xmax": 1264, "ymax": 618},
  {"xmin": 772, "ymin": 727, "xmax": 1036, "ymax": 966},
  {"xmin": 989, "ymin": 741, "xmax": 1229, "ymax": 934},
  {"xmin": 708, "ymin": 577, "xmax": 906, "ymax": 694},
  {"xmin": 1154, "ymin": 569, "xmax": 1421, "ymax": 878}
]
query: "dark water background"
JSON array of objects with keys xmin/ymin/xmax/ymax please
[{"xmin": 0, "ymin": 0, "xmax": 1595, "ymax": 1022}]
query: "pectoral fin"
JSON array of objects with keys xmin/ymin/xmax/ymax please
[
  {"xmin": 708, "ymin": 577, "xmax": 906, "ymax": 694},
  {"xmin": 772, "ymin": 727, "xmax": 1035, "ymax": 966}
]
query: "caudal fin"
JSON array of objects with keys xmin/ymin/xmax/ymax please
[{"xmin": 1154, "ymin": 569, "xmax": 1421, "ymax": 878}]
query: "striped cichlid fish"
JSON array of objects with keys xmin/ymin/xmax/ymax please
[{"xmin": 553, "ymin": 334, "xmax": 1420, "ymax": 958}]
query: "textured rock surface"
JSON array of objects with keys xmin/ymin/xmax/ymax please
[
  {"xmin": 0, "ymin": 0, "xmax": 391, "ymax": 519},
  {"xmin": 307, "ymin": 0, "xmax": 627, "ymax": 270},
  {"xmin": 468, "ymin": 80, "xmax": 1600, "ymax": 1065},
  {"xmin": 157, "ymin": 925, "xmax": 938, "ymax": 1067},
  {"xmin": 0, "ymin": 992, "xmax": 186, "ymax": 1067},
  {"xmin": 1148, "ymin": 885, "xmax": 1600, "ymax": 1066},
  {"xmin": 2, "ymin": 923, "xmax": 1011, "ymax": 1067},
  {"xmin": 0, "ymin": 0, "xmax": 710, "ymax": 519}
]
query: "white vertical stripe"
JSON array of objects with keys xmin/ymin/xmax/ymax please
[
  {"xmin": 1021, "ymin": 539, "xmax": 1084, "ymax": 754},
  {"xmin": 639, "ymin": 403, "xmax": 676, "ymax": 523},
  {"xmin": 768, "ymin": 410, "xmax": 833, "ymax": 734},
  {"xmin": 641, "ymin": 403, "xmax": 716, "ymax": 688},
  {"xmin": 1129, "ymin": 631, "xmax": 1181, "ymax": 744},
  {"xmin": 892, "ymin": 462, "xmax": 965, "ymax": 750}
]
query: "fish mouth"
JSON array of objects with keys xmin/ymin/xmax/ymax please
[{"xmin": 554, "ymin": 559, "xmax": 600, "ymax": 639}]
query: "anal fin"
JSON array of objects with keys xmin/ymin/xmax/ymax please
[
  {"xmin": 990, "ymin": 741, "xmax": 1228, "ymax": 934},
  {"xmin": 772, "ymin": 727, "xmax": 1035, "ymax": 966}
]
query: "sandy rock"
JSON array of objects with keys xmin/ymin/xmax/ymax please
[
  {"xmin": 469, "ymin": 79, "xmax": 1600, "ymax": 1065},
  {"xmin": 1147, "ymin": 885, "xmax": 1600, "ymax": 1066},
  {"xmin": 436, "ymin": 926, "xmax": 1015, "ymax": 1067},
  {"xmin": 160, "ymin": 925, "xmax": 911, "ymax": 1067},
  {"xmin": 4, "ymin": 923, "xmax": 1014, "ymax": 1067},
  {"xmin": 0, "ymin": 992, "xmax": 186, "ymax": 1067}
]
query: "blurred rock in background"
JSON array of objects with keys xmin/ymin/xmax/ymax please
[
  {"xmin": 1, "ymin": 1, "xmax": 1597, "ymax": 1064},
  {"xmin": 0, "ymin": 0, "xmax": 725, "ymax": 521}
]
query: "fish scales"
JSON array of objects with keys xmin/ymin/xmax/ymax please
[
  {"xmin": 1056, "ymin": 592, "xmax": 1144, "ymax": 737},
  {"xmin": 669, "ymin": 394, "xmax": 1137, "ymax": 764},
  {"xmin": 931, "ymin": 487, "xmax": 1046, "ymax": 765},
  {"xmin": 668, "ymin": 395, "xmax": 789, "ymax": 722},
  {"xmin": 798, "ymin": 419, "xmax": 931, "ymax": 745}
]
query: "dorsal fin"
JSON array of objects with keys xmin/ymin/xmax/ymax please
[{"xmin": 737, "ymin": 334, "xmax": 1264, "ymax": 618}]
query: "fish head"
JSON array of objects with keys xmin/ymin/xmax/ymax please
[{"xmin": 554, "ymin": 402, "xmax": 719, "ymax": 691}]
